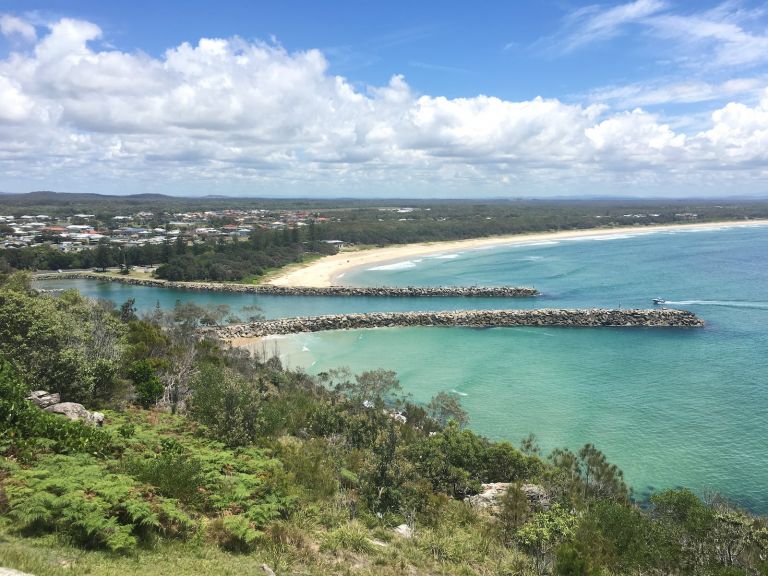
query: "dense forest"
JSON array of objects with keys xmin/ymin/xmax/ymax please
[{"xmin": 0, "ymin": 272, "xmax": 766, "ymax": 575}]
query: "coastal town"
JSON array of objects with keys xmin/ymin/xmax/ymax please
[
  {"xmin": 0, "ymin": 202, "xmax": 701, "ymax": 256},
  {"xmin": 0, "ymin": 208, "xmax": 339, "ymax": 252}
]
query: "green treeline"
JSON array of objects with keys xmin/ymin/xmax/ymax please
[
  {"xmin": 1, "ymin": 228, "xmax": 337, "ymax": 282},
  {"xmin": 0, "ymin": 273, "xmax": 766, "ymax": 575},
  {"xmin": 152, "ymin": 229, "xmax": 337, "ymax": 281}
]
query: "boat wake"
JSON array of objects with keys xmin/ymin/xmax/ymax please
[{"xmin": 664, "ymin": 300, "xmax": 768, "ymax": 310}]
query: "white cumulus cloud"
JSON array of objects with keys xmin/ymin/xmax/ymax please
[
  {"xmin": 0, "ymin": 16, "xmax": 767, "ymax": 196},
  {"xmin": 0, "ymin": 14, "xmax": 36, "ymax": 42}
]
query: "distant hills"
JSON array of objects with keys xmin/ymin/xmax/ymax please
[
  {"xmin": 1, "ymin": 191, "xmax": 173, "ymax": 202},
  {"xmin": 1, "ymin": 190, "xmax": 768, "ymax": 218}
]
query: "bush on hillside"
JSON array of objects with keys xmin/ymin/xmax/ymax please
[
  {"xmin": 2, "ymin": 453, "xmax": 194, "ymax": 552},
  {"xmin": 0, "ymin": 284, "xmax": 126, "ymax": 403},
  {"xmin": 0, "ymin": 360, "xmax": 112, "ymax": 459}
]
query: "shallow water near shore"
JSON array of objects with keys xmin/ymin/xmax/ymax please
[{"xmin": 37, "ymin": 225, "xmax": 768, "ymax": 511}]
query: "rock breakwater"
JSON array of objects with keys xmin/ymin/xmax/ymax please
[
  {"xmin": 33, "ymin": 272, "xmax": 538, "ymax": 298},
  {"xmin": 212, "ymin": 308, "xmax": 704, "ymax": 339}
]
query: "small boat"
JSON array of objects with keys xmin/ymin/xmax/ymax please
[{"xmin": 652, "ymin": 297, "xmax": 666, "ymax": 305}]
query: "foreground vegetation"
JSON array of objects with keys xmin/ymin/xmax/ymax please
[{"xmin": 1, "ymin": 272, "xmax": 767, "ymax": 575}]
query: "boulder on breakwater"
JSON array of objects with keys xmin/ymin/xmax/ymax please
[
  {"xmin": 210, "ymin": 308, "xmax": 704, "ymax": 339},
  {"xmin": 32, "ymin": 271, "xmax": 539, "ymax": 298}
]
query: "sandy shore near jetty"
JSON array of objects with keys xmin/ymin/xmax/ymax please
[{"xmin": 266, "ymin": 220, "xmax": 768, "ymax": 287}]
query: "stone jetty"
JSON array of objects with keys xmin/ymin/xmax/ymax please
[
  {"xmin": 211, "ymin": 308, "xmax": 704, "ymax": 339},
  {"xmin": 33, "ymin": 272, "xmax": 538, "ymax": 298}
]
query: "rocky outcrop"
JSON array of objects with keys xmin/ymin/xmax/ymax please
[
  {"xmin": 465, "ymin": 483, "xmax": 551, "ymax": 512},
  {"xmin": 26, "ymin": 390, "xmax": 61, "ymax": 409},
  {"xmin": 211, "ymin": 308, "xmax": 704, "ymax": 339},
  {"xmin": 25, "ymin": 392, "xmax": 106, "ymax": 427},
  {"xmin": 44, "ymin": 402, "xmax": 105, "ymax": 426},
  {"xmin": 521, "ymin": 484, "xmax": 550, "ymax": 510},
  {"xmin": 33, "ymin": 272, "xmax": 538, "ymax": 298}
]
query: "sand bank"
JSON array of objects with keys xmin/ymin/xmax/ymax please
[{"xmin": 266, "ymin": 220, "xmax": 768, "ymax": 287}]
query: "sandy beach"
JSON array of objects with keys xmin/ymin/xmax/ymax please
[{"xmin": 266, "ymin": 220, "xmax": 768, "ymax": 287}]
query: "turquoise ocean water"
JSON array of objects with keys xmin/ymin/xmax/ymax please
[{"xmin": 37, "ymin": 225, "xmax": 768, "ymax": 511}]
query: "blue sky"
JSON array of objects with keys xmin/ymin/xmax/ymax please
[
  {"xmin": 1, "ymin": 1, "xmax": 768, "ymax": 197},
  {"xmin": 2, "ymin": 1, "xmax": 566, "ymax": 99}
]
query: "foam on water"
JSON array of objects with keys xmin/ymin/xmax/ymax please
[
  {"xmin": 679, "ymin": 226, "xmax": 729, "ymax": 233},
  {"xmin": 498, "ymin": 240, "xmax": 560, "ymax": 249},
  {"xmin": 566, "ymin": 233, "xmax": 638, "ymax": 242},
  {"xmin": 368, "ymin": 260, "xmax": 418, "ymax": 271},
  {"xmin": 432, "ymin": 253, "xmax": 461, "ymax": 259}
]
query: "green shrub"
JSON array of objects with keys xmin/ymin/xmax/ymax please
[
  {"xmin": 321, "ymin": 522, "xmax": 375, "ymax": 554},
  {"xmin": 199, "ymin": 447, "xmax": 292, "ymax": 525},
  {"xmin": 189, "ymin": 364, "xmax": 265, "ymax": 447},
  {"xmin": 277, "ymin": 438, "xmax": 338, "ymax": 501},
  {"xmin": 0, "ymin": 287, "xmax": 126, "ymax": 403},
  {"xmin": 123, "ymin": 438, "xmax": 206, "ymax": 507},
  {"xmin": 415, "ymin": 524, "xmax": 494, "ymax": 565},
  {"xmin": 0, "ymin": 360, "xmax": 112, "ymax": 460},
  {"xmin": 3, "ymin": 453, "xmax": 194, "ymax": 552},
  {"xmin": 114, "ymin": 415, "xmax": 293, "ymax": 525},
  {"xmin": 127, "ymin": 360, "xmax": 164, "ymax": 408},
  {"xmin": 208, "ymin": 514, "xmax": 261, "ymax": 552}
]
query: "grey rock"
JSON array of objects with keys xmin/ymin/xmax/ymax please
[
  {"xmin": 260, "ymin": 564, "xmax": 276, "ymax": 576},
  {"xmin": 45, "ymin": 402, "xmax": 91, "ymax": 420},
  {"xmin": 465, "ymin": 482, "xmax": 509, "ymax": 511},
  {"xmin": 90, "ymin": 411, "xmax": 105, "ymax": 427},
  {"xmin": 26, "ymin": 390, "xmax": 60, "ymax": 409},
  {"xmin": 394, "ymin": 524, "xmax": 413, "ymax": 539},
  {"xmin": 45, "ymin": 402, "xmax": 104, "ymax": 427},
  {"xmin": 521, "ymin": 483, "xmax": 551, "ymax": 510},
  {"xmin": 465, "ymin": 482, "xmax": 551, "ymax": 513},
  {"xmin": 0, "ymin": 568, "xmax": 36, "ymax": 576}
]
